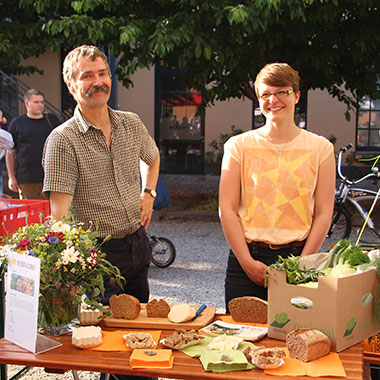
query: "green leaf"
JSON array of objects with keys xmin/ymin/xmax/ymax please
[
  {"xmin": 203, "ymin": 45, "xmax": 211, "ymax": 60},
  {"xmin": 195, "ymin": 43, "xmax": 202, "ymax": 58}
]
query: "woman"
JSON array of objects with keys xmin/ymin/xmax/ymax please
[{"xmin": 219, "ymin": 63, "xmax": 336, "ymax": 309}]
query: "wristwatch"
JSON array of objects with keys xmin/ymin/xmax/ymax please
[{"xmin": 144, "ymin": 188, "xmax": 157, "ymax": 198}]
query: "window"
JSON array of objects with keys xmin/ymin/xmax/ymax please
[
  {"xmin": 356, "ymin": 94, "xmax": 380, "ymax": 151},
  {"xmin": 155, "ymin": 66, "xmax": 205, "ymax": 174}
]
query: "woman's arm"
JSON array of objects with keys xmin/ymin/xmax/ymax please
[
  {"xmin": 219, "ymin": 155, "xmax": 267, "ymax": 286},
  {"xmin": 301, "ymin": 151, "xmax": 336, "ymax": 255}
]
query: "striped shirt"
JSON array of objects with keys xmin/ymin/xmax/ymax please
[{"xmin": 42, "ymin": 106, "xmax": 159, "ymax": 238}]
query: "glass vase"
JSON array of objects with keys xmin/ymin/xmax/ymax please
[{"xmin": 38, "ymin": 287, "xmax": 78, "ymax": 336}]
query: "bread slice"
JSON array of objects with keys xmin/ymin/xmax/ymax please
[
  {"xmin": 146, "ymin": 298, "xmax": 171, "ymax": 318},
  {"xmin": 109, "ymin": 294, "xmax": 141, "ymax": 319},
  {"xmin": 228, "ymin": 296, "xmax": 268, "ymax": 324},
  {"xmin": 286, "ymin": 328, "xmax": 331, "ymax": 362}
]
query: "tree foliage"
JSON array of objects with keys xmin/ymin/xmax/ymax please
[{"xmin": 1, "ymin": 0, "xmax": 380, "ymax": 118}]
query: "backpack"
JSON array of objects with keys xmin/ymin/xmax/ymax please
[{"xmin": 153, "ymin": 176, "xmax": 170, "ymax": 210}]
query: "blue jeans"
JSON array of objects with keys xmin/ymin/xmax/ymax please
[{"xmin": 224, "ymin": 242, "xmax": 304, "ymax": 312}]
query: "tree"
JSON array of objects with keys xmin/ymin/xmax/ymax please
[{"xmin": 2, "ymin": 0, "xmax": 380, "ymax": 119}]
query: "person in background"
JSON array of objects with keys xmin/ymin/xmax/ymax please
[
  {"xmin": 42, "ymin": 45, "xmax": 159, "ymax": 380},
  {"xmin": 219, "ymin": 63, "xmax": 336, "ymax": 310},
  {"xmin": 6, "ymin": 89, "xmax": 60, "ymax": 199},
  {"xmin": 0, "ymin": 109, "xmax": 9, "ymax": 194}
]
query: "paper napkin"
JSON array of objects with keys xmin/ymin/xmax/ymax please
[
  {"xmin": 88, "ymin": 330, "xmax": 161, "ymax": 352},
  {"xmin": 130, "ymin": 348, "xmax": 173, "ymax": 369},
  {"xmin": 199, "ymin": 349, "xmax": 254, "ymax": 373}
]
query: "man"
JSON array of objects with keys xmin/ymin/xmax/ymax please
[
  {"xmin": 42, "ymin": 45, "xmax": 159, "ymax": 380},
  {"xmin": 6, "ymin": 89, "xmax": 60, "ymax": 199}
]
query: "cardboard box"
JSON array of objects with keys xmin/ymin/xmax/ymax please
[{"xmin": 268, "ymin": 253, "xmax": 380, "ymax": 352}]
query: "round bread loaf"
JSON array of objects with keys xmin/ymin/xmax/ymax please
[
  {"xmin": 109, "ymin": 294, "xmax": 141, "ymax": 319},
  {"xmin": 228, "ymin": 296, "xmax": 268, "ymax": 324},
  {"xmin": 286, "ymin": 328, "xmax": 331, "ymax": 362}
]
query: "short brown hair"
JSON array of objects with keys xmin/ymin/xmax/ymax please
[
  {"xmin": 24, "ymin": 88, "xmax": 44, "ymax": 102},
  {"xmin": 254, "ymin": 63, "xmax": 300, "ymax": 96},
  {"xmin": 63, "ymin": 45, "xmax": 111, "ymax": 84}
]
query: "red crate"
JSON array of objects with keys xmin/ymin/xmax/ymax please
[{"xmin": 0, "ymin": 198, "xmax": 50, "ymax": 238}]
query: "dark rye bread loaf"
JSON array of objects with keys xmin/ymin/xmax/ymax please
[
  {"xmin": 109, "ymin": 294, "xmax": 141, "ymax": 319},
  {"xmin": 146, "ymin": 298, "xmax": 171, "ymax": 318},
  {"xmin": 228, "ymin": 296, "xmax": 268, "ymax": 324},
  {"xmin": 286, "ymin": 329, "xmax": 331, "ymax": 362}
]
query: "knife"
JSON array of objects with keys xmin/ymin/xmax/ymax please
[{"xmin": 191, "ymin": 304, "xmax": 207, "ymax": 321}]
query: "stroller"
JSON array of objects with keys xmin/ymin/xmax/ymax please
[{"xmin": 147, "ymin": 176, "xmax": 176, "ymax": 268}]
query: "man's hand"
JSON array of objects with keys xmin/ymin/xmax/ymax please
[
  {"xmin": 140, "ymin": 192, "xmax": 155, "ymax": 229},
  {"xmin": 8, "ymin": 176, "xmax": 19, "ymax": 193}
]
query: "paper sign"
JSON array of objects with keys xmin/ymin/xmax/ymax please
[
  {"xmin": 4, "ymin": 252, "xmax": 62, "ymax": 354},
  {"xmin": 5, "ymin": 252, "xmax": 41, "ymax": 352}
]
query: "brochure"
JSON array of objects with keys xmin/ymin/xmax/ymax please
[{"xmin": 199, "ymin": 320, "xmax": 267, "ymax": 341}]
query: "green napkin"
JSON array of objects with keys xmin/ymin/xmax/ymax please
[
  {"xmin": 180, "ymin": 336, "xmax": 257, "ymax": 358},
  {"xmin": 180, "ymin": 336, "xmax": 214, "ymax": 357},
  {"xmin": 199, "ymin": 349, "xmax": 254, "ymax": 373}
]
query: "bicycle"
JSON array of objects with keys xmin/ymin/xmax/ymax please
[
  {"xmin": 147, "ymin": 233, "xmax": 176, "ymax": 268},
  {"xmin": 326, "ymin": 143, "xmax": 380, "ymax": 247}
]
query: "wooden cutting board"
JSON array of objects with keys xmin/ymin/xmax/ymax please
[{"xmin": 103, "ymin": 304, "xmax": 216, "ymax": 330}]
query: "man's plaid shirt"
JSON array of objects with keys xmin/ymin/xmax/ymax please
[{"xmin": 43, "ymin": 106, "xmax": 159, "ymax": 238}]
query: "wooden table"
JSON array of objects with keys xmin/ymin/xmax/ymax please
[{"xmin": 0, "ymin": 320, "xmax": 364, "ymax": 380}]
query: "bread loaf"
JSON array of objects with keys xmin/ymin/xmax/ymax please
[
  {"xmin": 146, "ymin": 298, "xmax": 171, "ymax": 318},
  {"xmin": 228, "ymin": 296, "xmax": 268, "ymax": 324},
  {"xmin": 286, "ymin": 329, "xmax": 331, "ymax": 362},
  {"xmin": 109, "ymin": 294, "xmax": 141, "ymax": 319}
]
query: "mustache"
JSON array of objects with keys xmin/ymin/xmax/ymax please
[{"xmin": 85, "ymin": 85, "xmax": 110, "ymax": 97}]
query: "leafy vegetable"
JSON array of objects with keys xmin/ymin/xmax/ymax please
[
  {"xmin": 324, "ymin": 239, "xmax": 350, "ymax": 270},
  {"xmin": 325, "ymin": 239, "xmax": 370, "ymax": 270},
  {"xmin": 339, "ymin": 247, "xmax": 370, "ymax": 267},
  {"xmin": 266, "ymin": 255, "xmax": 325, "ymax": 286}
]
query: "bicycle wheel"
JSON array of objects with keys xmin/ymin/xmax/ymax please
[
  {"xmin": 150, "ymin": 237, "xmax": 176, "ymax": 268},
  {"xmin": 349, "ymin": 195, "xmax": 380, "ymax": 246},
  {"xmin": 326, "ymin": 206, "xmax": 352, "ymax": 242}
]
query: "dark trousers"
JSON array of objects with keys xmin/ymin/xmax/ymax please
[
  {"xmin": 224, "ymin": 242, "xmax": 304, "ymax": 313},
  {"xmin": 99, "ymin": 226, "xmax": 155, "ymax": 380},
  {"xmin": 100, "ymin": 226, "xmax": 152, "ymax": 305}
]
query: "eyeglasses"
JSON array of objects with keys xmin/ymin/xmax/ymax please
[{"xmin": 258, "ymin": 89, "xmax": 294, "ymax": 100}]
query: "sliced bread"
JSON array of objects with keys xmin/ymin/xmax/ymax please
[
  {"xmin": 109, "ymin": 294, "xmax": 141, "ymax": 319},
  {"xmin": 228, "ymin": 296, "xmax": 268, "ymax": 324},
  {"xmin": 146, "ymin": 298, "xmax": 171, "ymax": 318}
]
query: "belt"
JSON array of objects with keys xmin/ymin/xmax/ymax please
[{"xmin": 248, "ymin": 240, "xmax": 306, "ymax": 250}]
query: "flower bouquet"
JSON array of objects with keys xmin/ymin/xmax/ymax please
[{"xmin": 0, "ymin": 215, "xmax": 125, "ymax": 335}]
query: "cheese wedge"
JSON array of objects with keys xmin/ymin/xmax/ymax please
[{"xmin": 168, "ymin": 304, "xmax": 196, "ymax": 323}]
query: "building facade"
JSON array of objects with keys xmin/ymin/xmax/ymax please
[{"xmin": 15, "ymin": 50, "xmax": 364, "ymax": 175}]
